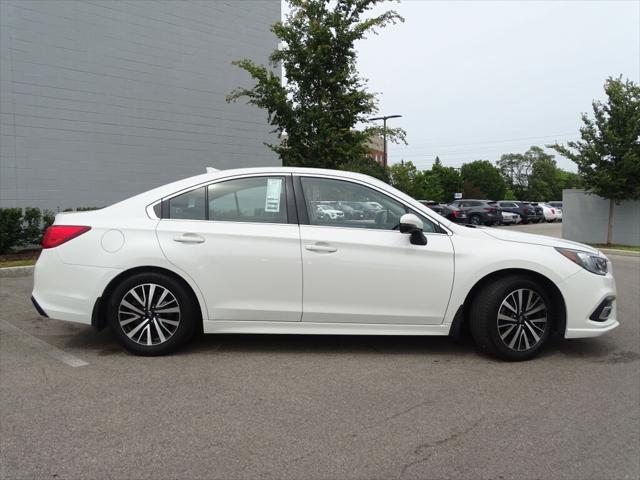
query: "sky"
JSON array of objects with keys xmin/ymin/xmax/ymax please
[{"xmin": 284, "ymin": 0, "xmax": 640, "ymax": 172}]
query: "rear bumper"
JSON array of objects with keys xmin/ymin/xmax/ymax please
[
  {"xmin": 31, "ymin": 296, "xmax": 48, "ymax": 317},
  {"xmin": 32, "ymin": 249, "xmax": 122, "ymax": 325}
]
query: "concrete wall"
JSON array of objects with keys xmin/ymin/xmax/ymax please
[
  {"xmin": 563, "ymin": 189, "xmax": 640, "ymax": 246},
  {"xmin": 0, "ymin": 0, "xmax": 281, "ymax": 210}
]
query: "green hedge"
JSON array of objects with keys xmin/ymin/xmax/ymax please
[{"xmin": 0, "ymin": 207, "xmax": 96, "ymax": 254}]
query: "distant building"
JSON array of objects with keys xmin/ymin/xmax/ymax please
[
  {"xmin": 0, "ymin": 0, "xmax": 281, "ymax": 209},
  {"xmin": 366, "ymin": 134, "xmax": 386, "ymax": 166}
]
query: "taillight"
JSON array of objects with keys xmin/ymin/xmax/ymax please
[
  {"xmin": 42, "ymin": 225, "xmax": 91, "ymax": 249},
  {"xmin": 452, "ymin": 210, "xmax": 459, "ymax": 217},
  {"xmin": 484, "ymin": 208, "xmax": 496, "ymax": 212},
  {"xmin": 551, "ymin": 209, "xmax": 555, "ymax": 214}
]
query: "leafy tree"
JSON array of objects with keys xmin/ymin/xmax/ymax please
[
  {"xmin": 341, "ymin": 156, "xmax": 390, "ymax": 183},
  {"xmin": 227, "ymin": 0, "xmax": 405, "ymax": 172},
  {"xmin": 527, "ymin": 150, "xmax": 561, "ymax": 201},
  {"xmin": 416, "ymin": 170, "xmax": 444, "ymax": 201},
  {"xmin": 388, "ymin": 161, "xmax": 423, "ymax": 199},
  {"xmin": 460, "ymin": 160, "xmax": 506, "ymax": 200},
  {"xmin": 503, "ymin": 187, "xmax": 517, "ymax": 200},
  {"xmin": 497, "ymin": 152, "xmax": 533, "ymax": 199},
  {"xmin": 556, "ymin": 170, "xmax": 583, "ymax": 198},
  {"xmin": 550, "ymin": 76, "xmax": 640, "ymax": 244},
  {"xmin": 431, "ymin": 157, "xmax": 462, "ymax": 203}
]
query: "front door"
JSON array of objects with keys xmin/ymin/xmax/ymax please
[
  {"xmin": 296, "ymin": 176, "xmax": 455, "ymax": 325},
  {"xmin": 156, "ymin": 175, "xmax": 302, "ymax": 322}
]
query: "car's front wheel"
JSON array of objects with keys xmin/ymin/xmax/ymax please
[
  {"xmin": 469, "ymin": 275, "xmax": 552, "ymax": 361},
  {"xmin": 107, "ymin": 272, "xmax": 199, "ymax": 355},
  {"xmin": 469, "ymin": 214, "xmax": 482, "ymax": 225}
]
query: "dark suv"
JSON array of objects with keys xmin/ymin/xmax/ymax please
[
  {"xmin": 497, "ymin": 201, "xmax": 542, "ymax": 224},
  {"xmin": 419, "ymin": 201, "xmax": 468, "ymax": 224},
  {"xmin": 449, "ymin": 199, "xmax": 501, "ymax": 226}
]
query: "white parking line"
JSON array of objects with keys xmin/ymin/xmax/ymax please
[{"xmin": 0, "ymin": 320, "xmax": 89, "ymax": 367}]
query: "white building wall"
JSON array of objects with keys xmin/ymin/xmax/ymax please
[{"xmin": 563, "ymin": 189, "xmax": 640, "ymax": 246}]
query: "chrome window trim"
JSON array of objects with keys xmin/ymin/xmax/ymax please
[{"xmin": 146, "ymin": 170, "xmax": 453, "ymax": 235}]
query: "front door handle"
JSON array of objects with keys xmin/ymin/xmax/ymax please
[
  {"xmin": 173, "ymin": 233, "xmax": 205, "ymax": 244},
  {"xmin": 305, "ymin": 243, "xmax": 337, "ymax": 253}
]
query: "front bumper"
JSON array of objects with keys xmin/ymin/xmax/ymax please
[{"xmin": 559, "ymin": 263, "xmax": 619, "ymax": 338}]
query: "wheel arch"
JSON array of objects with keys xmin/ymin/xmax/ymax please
[
  {"xmin": 91, "ymin": 266, "xmax": 204, "ymax": 331},
  {"xmin": 451, "ymin": 268, "xmax": 567, "ymax": 338}
]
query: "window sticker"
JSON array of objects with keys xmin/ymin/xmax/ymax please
[{"xmin": 265, "ymin": 178, "xmax": 282, "ymax": 213}]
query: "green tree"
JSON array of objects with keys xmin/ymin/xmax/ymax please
[
  {"xmin": 388, "ymin": 161, "xmax": 423, "ymax": 199},
  {"xmin": 416, "ymin": 170, "xmax": 444, "ymax": 201},
  {"xmin": 340, "ymin": 156, "xmax": 390, "ymax": 183},
  {"xmin": 550, "ymin": 76, "xmax": 640, "ymax": 244},
  {"xmin": 497, "ymin": 152, "xmax": 533, "ymax": 199},
  {"xmin": 431, "ymin": 157, "xmax": 462, "ymax": 203},
  {"xmin": 227, "ymin": 0, "xmax": 405, "ymax": 171},
  {"xmin": 460, "ymin": 160, "xmax": 506, "ymax": 200},
  {"xmin": 526, "ymin": 148, "xmax": 560, "ymax": 201}
]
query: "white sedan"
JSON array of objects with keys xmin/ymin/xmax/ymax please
[
  {"xmin": 539, "ymin": 203, "xmax": 561, "ymax": 222},
  {"xmin": 32, "ymin": 167, "xmax": 618, "ymax": 360}
]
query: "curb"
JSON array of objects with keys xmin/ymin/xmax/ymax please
[
  {"xmin": 598, "ymin": 248, "xmax": 640, "ymax": 258},
  {"xmin": 0, "ymin": 266, "xmax": 34, "ymax": 278}
]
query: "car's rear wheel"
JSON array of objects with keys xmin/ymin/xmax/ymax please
[
  {"xmin": 107, "ymin": 272, "xmax": 198, "ymax": 355},
  {"xmin": 469, "ymin": 275, "xmax": 552, "ymax": 361}
]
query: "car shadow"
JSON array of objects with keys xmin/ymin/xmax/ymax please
[
  {"xmin": 62, "ymin": 324, "xmax": 630, "ymax": 364},
  {"xmin": 184, "ymin": 332, "xmax": 477, "ymax": 358}
]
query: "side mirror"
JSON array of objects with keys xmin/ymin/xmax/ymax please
[{"xmin": 399, "ymin": 213, "xmax": 427, "ymax": 246}]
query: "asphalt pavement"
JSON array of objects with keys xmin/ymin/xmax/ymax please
[{"xmin": 1, "ymin": 222, "xmax": 639, "ymax": 480}]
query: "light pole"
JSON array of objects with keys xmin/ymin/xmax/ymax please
[{"xmin": 369, "ymin": 114, "xmax": 402, "ymax": 168}]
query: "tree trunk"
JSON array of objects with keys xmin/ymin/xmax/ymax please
[{"xmin": 607, "ymin": 198, "xmax": 614, "ymax": 245}]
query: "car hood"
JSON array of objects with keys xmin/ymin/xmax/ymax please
[{"xmin": 480, "ymin": 227, "xmax": 599, "ymax": 254}]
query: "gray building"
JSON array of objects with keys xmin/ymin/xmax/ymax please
[{"xmin": 0, "ymin": 0, "xmax": 281, "ymax": 210}]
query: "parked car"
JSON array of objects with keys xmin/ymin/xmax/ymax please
[
  {"xmin": 332, "ymin": 202, "xmax": 364, "ymax": 220},
  {"xmin": 316, "ymin": 204, "xmax": 344, "ymax": 221},
  {"xmin": 419, "ymin": 201, "xmax": 468, "ymax": 224},
  {"xmin": 497, "ymin": 201, "xmax": 542, "ymax": 224},
  {"xmin": 32, "ymin": 167, "xmax": 618, "ymax": 361},
  {"xmin": 449, "ymin": 199, "xmax": 501, "ymax": 226},
  {"xmin": 535, "ymin": 203, "xmax": 560, "ymax": 222},
  {"xmin": 500, "ymin": 211, "xmax": 521, "ymax": 225},
  {"xmin": 350, "ymin": 201, "xmax": 380, "ymax": 219},
  {"xmin": 546, "ymin": 202, "xmax": 563, "ymax": 222}
]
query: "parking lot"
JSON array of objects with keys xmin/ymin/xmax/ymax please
[{"xmin": 1, "ymin": 222, "xmax": 638, "ymax": 480}]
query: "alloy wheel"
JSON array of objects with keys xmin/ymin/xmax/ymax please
[
  {"xmin": 496, "ymin": 288, "xmax": 548, "ymax": 351},
  {"xmin": 118, "ymin": 283, "xmax": 181, "ymax": 346}
]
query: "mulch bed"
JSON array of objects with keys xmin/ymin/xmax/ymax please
[{"xmin": 0, "ymin": 249, "xmax": 41, "ymax": 264}]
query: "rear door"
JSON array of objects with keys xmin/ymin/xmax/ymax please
[{"xmin": 156, "ymin": 175, "xmax": 302, "ymax": 322}]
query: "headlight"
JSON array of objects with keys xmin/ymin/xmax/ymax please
[{"xmin": 555, "ymin": 247, "xmax": 608, "ymax": 275}]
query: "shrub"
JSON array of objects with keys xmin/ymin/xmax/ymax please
[
  {"xmin": 22, "ymin": 207, "xmax": 43, "ymax": 245},
  {"xmin": 0, "ymin": 208, "xmax": 23, "ymax": 254}
]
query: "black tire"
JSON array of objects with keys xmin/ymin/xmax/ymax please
[
  {"xmin": 470, "ymin": 214, "xmax": 482, "ymax": 225},
  {"xmin": 107, "ymin": 271, "xmax": 199, "ymax": 356},
  {"xmin": 469, "ymin": 275, "xmax": 553, "ymax": 361}
]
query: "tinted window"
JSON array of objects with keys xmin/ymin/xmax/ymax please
[
  {"xmin": 168, "ymin": 187, "xmax": 206, "ymax": 220},
  {"xmin": 208, "ymin": 176, "xmax": 288, "ymax": 224},
  {"xmin": 301, "ymin": 177, "xmax": 438, "ymax": 233}
]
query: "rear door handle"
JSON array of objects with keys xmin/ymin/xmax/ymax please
[
  {"xmin": 305, "ymin": 243, "xmax": 337, "ymax": 253},
  {"xmin": 173, "ymin": 233, "xmax": 205, "ymax": 244}
]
